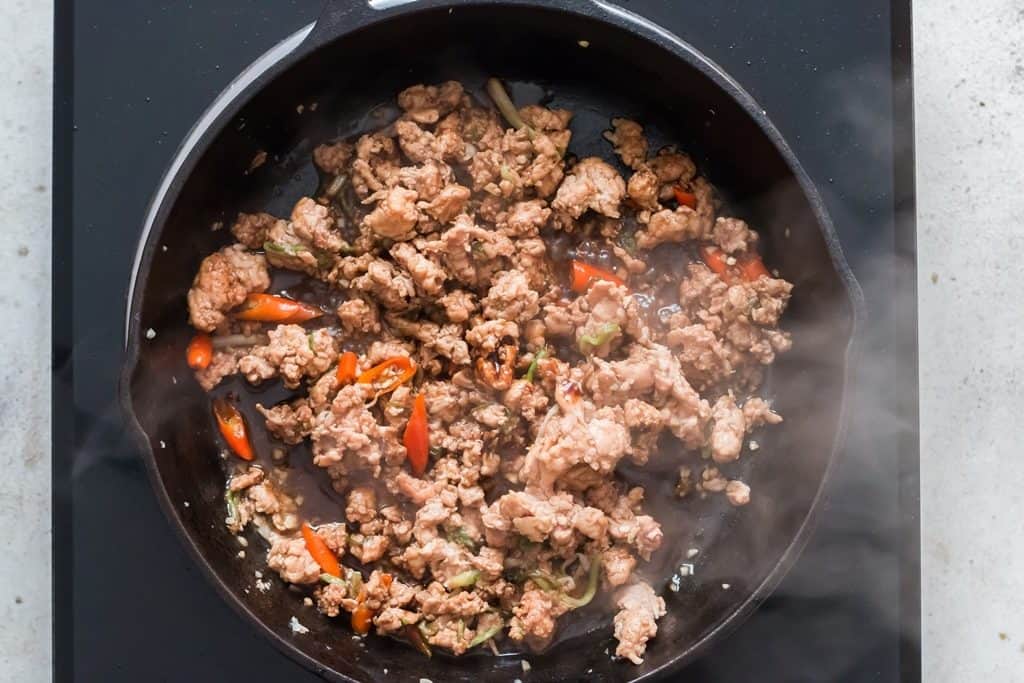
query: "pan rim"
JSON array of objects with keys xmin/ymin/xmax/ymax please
[{"xmin": 119, "ymin": 3, "xmax": 866, "ymax": 682}]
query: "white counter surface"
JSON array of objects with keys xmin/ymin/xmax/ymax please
[{"xmin": 3, "ymin": 0, "xmax": 1022, "ymax": 679}]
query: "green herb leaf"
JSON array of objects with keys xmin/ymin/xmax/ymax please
[
  {"xmin": 558, "ymin": 556, "xmax": 601, "ymax": 609},
  {"xmin": 468, "ymin": 620, "xmax": 504, "ymax": 648},
  {"xmin": 523, "ymin": 348, "xmax": 549, "ymax": 383},
  {"xmin": 263, "ymin": 240, "xmax": 305, "ymax": 256},
  {"xmin": 447, "ymin": 569, "xmax": 481, "ymax": 590},
  {"xmin": 225, "ymin": 490, "xmax": 239, "ymax": 525},
  {"xmin": 320, "ymin": 573, "xmax": 346, "ymax": 586},
  {"xmin": 447, "ymin": 526, "xmax": 479, "ymax": 552},
  {"xmin": 578, "ymin": 322, "xmax": 622, "ymax": 354}
]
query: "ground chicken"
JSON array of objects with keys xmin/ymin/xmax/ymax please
[
  {"xmin": 238, "ymin": 325, "xmax": 337, "ymax": 389},
  {"xmin": 187, "ymin": 245, "xmax": 269, "ymax": 332},
  {"xmin": 552, "ymin": 157, "xmax": 626, "ymax": 219},
  {"xmin": 613, "ymin": 582, "xmax": 666, "ymax": 664},
  {"xmin": 185, "ymin": 79, "xmax": 796, "ymax": 666}
]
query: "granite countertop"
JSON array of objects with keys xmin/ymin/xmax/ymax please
[
  {"xmin": 4, "ymin": 0, "xmax": 1023, "ymax": 679},
  {"xmin": 915, "ymin": 0, "xmax": 1024, "ymax": 679}
]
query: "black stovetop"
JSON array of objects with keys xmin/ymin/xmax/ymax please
[{"xmin": 53, "ymin": 1, "xmax": 918, "ymax": 681}]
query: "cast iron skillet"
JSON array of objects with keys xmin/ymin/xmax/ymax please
[{"xmin": 121, "ymin": 1, "xmax": 865, "ymax": 680}]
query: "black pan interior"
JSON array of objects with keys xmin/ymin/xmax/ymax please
[{"xmin": 126, "ymin": 5, "xmax": 855, "ymax": 682}]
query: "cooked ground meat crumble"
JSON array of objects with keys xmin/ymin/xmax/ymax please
[{"xmin": 186, "ymin": 79, "xmax": 792, "ymax": 665}]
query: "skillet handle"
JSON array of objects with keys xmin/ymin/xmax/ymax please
[{"xmin": 303, "ymin": 0, "xmax": 614, "ymax": 52}]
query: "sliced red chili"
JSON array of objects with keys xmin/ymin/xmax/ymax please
[{"xmin": 212, "ymin": 398, "xmax": 254, "ymax": 461}]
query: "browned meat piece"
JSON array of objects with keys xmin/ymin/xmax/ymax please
[
  {"xmin": 311, "ymin": 383, "xmax": 383, "ymax": 484},
  {"xmin": 266, "ymin": 535, "xmax": 321, "ymax": 585},
  {"xmin": 397, "ymin": 81, "xmax": 464, "ymax": 124},
  {"xmin": 626, "ymin": 167, "xmax": 661, "ymax": 211},
  {"xmin": 677, "ymin": 262, "xmax": 793, "ymax": 366},
  {"xmin": 521, "ymin": 132, "xmax": 568, "ymax": 198},
  {"xmin": 390, "ymin": 242, "xmax": 447, "ymax": 295},
  {"xmin": 584, "ymin": 343, "xmax": 709, "ymax": 448},
  {"xmin": 481, "ymin": 270, "xmax": 540, "ymax": 323},
  {"xmin": 365, "ymin": 339, "xmax": 415, "ymax": 366},
  {"xmin": 502, "ymin": 380, "xmax": 550, "ymax": 425},
  {"xmin": 419, "ymin": 184, "xmax": 471, "ymax": 225},
  {"xmin": 313, "ymin": 140, "xmax": 354, "ymax": 175},
  {"xmin": 509, "ymin": 589, "xmax": 567, "ymax": 649},
  {"xmin": 726, "ymin": 480, "xmax": 751, "ymax": 506},
  {"xmin": 636, "ymin": 206, "xmax": 706, "ymax": 250},
  {"xmin": 346, "ymin": 486, "xmax": 378, "ymax": 525},
  {"xmin": 544, "ymin": 281, "xmax": 649, "ymax": 356},
  {"xmin": 351, "ymin": 132, "xmax": 402, "ymax": 197},
  {"xmin": 291, "ymin": 197, "xmax": 346, "ymax": 253},
  {"xmin": 613, "ymin": 582, "xmax": 666, "ymax": 664},
  {"xmin": 262, "ymin": 217, "xmax": 328, "ymax": 276},
  {"xmin": 187, "ymin": 245, "xmax": 270, "ymax": 332},
  {"xmin": 363, "ymin": 186, "xmax": 421, "ymax": 241},
  {"xmin": 425, "ymin": 214, "xmax": 514, "ymax": 287},
  {"xmin": 437, "ymin": 289, "xmax": 478, "ymax": 323},
  {"xmin": 743, "ymin": 397, "xmax": 782, "ymax": 428},
  {"xmin": 519, "ymin": 382, "xmax": 632, "ymax": 491},
  {"xmin": 665, "ymin": 322, "xmax": 733, "ymax": 389},
  {"xmin": 351, "ymin": 258, "xmax": 417, "ymax": 311},
  {"xmin": 622, "ymin": 398, "xmax": 665, "ymax": 464},
  {"xmin": 603, "ymin": 118, "xmax": 648, "ymax": 170},
  {"xmin": 227, "ymin": 469, "xmax": 300, "ymax": 535},
  {"xmin": 396, "ymin": 119, "xmax": 463, "ymax": 164},
  {"xmin": 397, "ymin": 160, "xmax": 452, "ymax": 200},
  {"xmin": 238, "ymin": 325, "xmax": 337, "ymax": 389},
  {"xmin": 194, "ymin": 347, "xmax": 245, "ymax": 391},
  {"xmin": 314, "ymin": 581, "xmax": 350, "ymax": 617},
  {"xmin": 648, "ymin": 149, "xmax": 697, "ymax": 189},
  {"xmin": 458, "ymin": 106, "xmax": 504, "ymax": 150},
  {"xmin": 336, "ymin": 297, "xmax": 382, "ymax": 335},
  {"xmin": 468, "ymin": 127, "xmax": 566, "ymax": 199},
  {"xmin": 496, "ymin": 199, "xmax": 551, "ymax": 238},
  {"xmin": 227, "ymin": 467, "xmax": 265, "ymax": 493},
  {"xmin": 603, "ymin": 546, "xmax": 637, "ymax": 587},
  {"xmin": 709, "ymin": 394, "xmax": 745, "ymax": 463},
  {"xmin": 230, "ymin": 212, "xmax": 278, "ymax": 249},
  {"xmin": 387, "ymin": 315, "xmax": 471, "ymax": 367},
  {"xmin": 518, "ymin": 104, "xmax": 573, "ymax": 131},
  {"xmin": 698, "ymin": 466, "xmax": 728, "ymax": 494},
  {"xmin": 257, "ymin": 398, "xmax": 315, "ymax": 445},
  {"xmin": 712, "ymin": 216, "xmax": 759, "ymax": 254},
  {"xmin": 552, "ymin": 157, "xmax": 626, "ymax": 219},
  {"xmin": 465, "ymin": 319, "xmax": 519, "ymax": 353},
  {"xmin": 509, "ymin": 237, "xmax": 551, "ymax": 291}
]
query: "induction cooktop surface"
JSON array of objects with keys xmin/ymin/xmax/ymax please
[{"xmin": 53, "ymin": 1, "xmax": 918, "ymax": 681}]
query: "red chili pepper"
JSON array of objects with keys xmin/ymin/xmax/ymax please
[
  {"xmin": 186, "ymin": 333, "xmax": 213, "ymax": 370},
  {"xmin": 212, "ymin": 398, "xmax": 254, "ymax": 461},
  {"xmin": 301, "ymin": 522, "xmax": 341, "ymax": 578},
  {"xmin": 569, "ymin": 260, "xmax": 625, "ymax": 293},
  {"xmin": 738, "ymin": 254, "xmax": 771, "ymax": 281},
  {"xmin": 701, "ymin": 244, "xmax": 772, "ymax": 283},
  {"xmin": 336, "ymin": 351, "xmax": 358, "ymax": 385},
  {"xmin": 699, "ymin": 245, "xmax": 730, "ymax": 278},
  {"xmin": 673, "ymin": 186, "xmax": 698, "ymax": 209},
  {"xmin": 232, "ymin": 293, "xmax": 323, "ymax": 324},
  {"xmin": 403, "ymin": 394, "xmax": 429, "ymax": 476},
  {"xmin": 351, "ymin": 603, "xmax": 374, "ymax": 635},
  {"xmin": 357, "ymin": 356, "xmax": 416, "ymax": 396}
]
